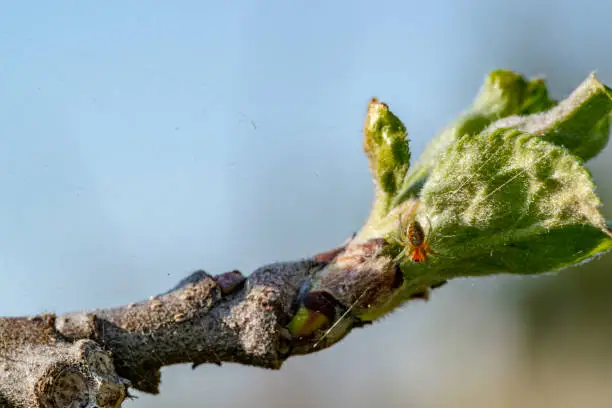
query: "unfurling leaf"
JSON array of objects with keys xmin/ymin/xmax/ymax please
[
  {"xmin": 287, "ymin": 70, "xmax": 612, "ymax": 352},
  {"xmin": 487, "ymin": 73, "xmax": 612, "ymax": 161},
  {"xmin": 409, "ymin": 128, "xmax": 612, "ymax": 282},
  {"xmin": 363, "ymin": 98, "xmax": 410, "ymax": 220},
  {"xmin": 395, "ymin": 70, "xmax": 557, "ymax": 204}
]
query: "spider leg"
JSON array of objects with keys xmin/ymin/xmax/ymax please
[
  {"xmin": 406, "ymin": 199, "xmax": 420, "ymax": 219},
  {"xmin": 388, "ymin": 235, "xmax": 403, "ymax": 246},
  {"xmin": 422, "ymin": 215, "xmax": 439, "ymax": 257},
  {"xmin": 398, "ymin": 212, "xmax": 406, "ymax": 242},
  {"xmin": 423, "ymin": 215, "xmax": 433, "ymax": 238},
  {"xmin": 394, "ymin": 247, "xmax": 408, "ymax": 263}
]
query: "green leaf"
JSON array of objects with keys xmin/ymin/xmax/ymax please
[
  {"xmin": 363, "ymin": 98, "xmax": 410, "ymax": 220},
  {"xmin": 519, "ymin": 77, "xmax": 558, "ymax": 115},
  {"xmin": 403, "ymin": 128, "xmax": 612, "ymax": 282},
  {"xmin": 487, "ymin": 73, "xmax": 612, "ymax": 161},
  {"xmin": 287, "ymin": 72, "xmax": 612, "ymax": 352},
  {"xmin": 394, "ymin": 70, "xmax": 556, "ymax": 205}
]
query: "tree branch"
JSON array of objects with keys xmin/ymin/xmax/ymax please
[
  {"xmin": 0, "ymin": 239, "xmax": 393, "ymax": 406},
  {"xmin": 2, "ymin": 70, "xmax": 611, "ymax": 407}
]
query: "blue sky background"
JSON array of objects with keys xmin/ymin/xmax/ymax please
[{"xmin": 2, "ymin": 1, "xmax": 612, "ymax": 407}]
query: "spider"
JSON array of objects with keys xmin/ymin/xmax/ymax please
[{"xmin": 391, "ymin": 211, "xmax": 436, "ymax": 263}]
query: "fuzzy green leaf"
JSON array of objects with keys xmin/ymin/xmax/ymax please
[
  {"xmin": 287, "ymin": 72, "xmax": 612, "ymax": 352},
  {"xmin": 394, "ymin": 70, "xmax": 556, "ymax": 205},
  {"xmin": 487, "ymin": 73, "xmax": 612, "ymax": 161},
  {"xmin": 363, "ymin": 98, "xmax": 410, "ymax": 219},
  {"xmin": 404, "ymin": 128, "xmax": 612, "ymax": 283}
]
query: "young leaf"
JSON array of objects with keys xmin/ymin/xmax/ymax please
[
  {"xmin": 363, "ymin": 98, "xmax": 410, "ymax": 220},
  {"xmin": 394, "ymin": 70, "xmax": 556, "ymax": 205},
  {"xmin": 287, "ymin": 72, "xmax": 612, "ymax": 352},
  {"xmin": 487, "ymin": 73, "xmax": 612, "ymax": 161},
  {"xmin": 406, "ymin": 128, "xmax": 612, "ymax": 283}
]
